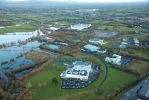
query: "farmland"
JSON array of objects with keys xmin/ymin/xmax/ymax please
[{"xmin": 0, "ymin": 1, "xmax": 149, "ymax": 100}]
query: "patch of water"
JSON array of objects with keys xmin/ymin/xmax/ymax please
[
  {"xmin": 45, "ymin": 44, "xmax": 60, "ymax": 50},
  {"xmin": 0, "ymin": 41, "xmax": 41, "ymax": 64},
  {"xmin": 0, "ymin": 30, "xmax": 56, "ymax": 89},
  {"xmin": 0, "ymin": 26, "xmax": 5, "ymax": 28},
  {"xmin": 15, "ymin": 68, "xmax": 33, "ymax": 77},
  {"xmin": 0, "ymin": 29, "xmax": 44, "ymax": 45},
  {"xmin": 55, "ymin": 42, "xmax": 68, "ymax": 46}
]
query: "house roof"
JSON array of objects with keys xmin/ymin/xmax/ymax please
[
  {"xmin": 13, "ymin": 87, "xmax": 26, "ymax": 96},
  {"xmin": 138, "ymin": 79, "xmax": 149, "ymax": 99},
  {"xmin": 60, "ymin": 61, "xmax": 92, "ymax": 80}
]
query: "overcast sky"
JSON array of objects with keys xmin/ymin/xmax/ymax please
[
  {"xmin": 4, "ymin": 0, "xmax": 148, "ymax": 2},
  {"xmin": 51, "ymin": 0, "xmax": 147, "ymax": 2}
]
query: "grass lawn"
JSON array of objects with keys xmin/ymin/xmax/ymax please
[
  {"xmin": 0, "ymin": 24, "xmax": 40, "ymax": 34},
  {"xmin": 26, "ymin": 50, "xmax": 50, "ymax": 62},
  {"xmin": 24, "ymin": 67, "xmax": 104, "ymax": 100},
  {"xmin": 98, "ymin": 67, "xmax": 138, "ymax": 97},
  {"xmin": 101, "ymin": 40, "xmax": 111, "ymax": 48},
  {"xmin": 89, "ymin": 20, "xmax": 103, "ymax": 25},
  {"xmin": 57, "ymin": 21, "xmax": 71, "ymax": 26},
  {"xmin": 113, "ymin": 89, "xmax": 128, "ymax": 100},
  {"xmin": 135, "ymin": 33, "xmax": 149, "ymax": 41},
  {"xmin": 98, "ymin": 25, "xmax": 147, "ymax": 32},
  {"xmin": 56, "ymin": 16, "xmax": 80, "ymax": 20},
  {"xmin": 24, "ymin": 55, "xmax": 138, "ymax": 100},
  {"xmin": 125, "ymin": 60, "xmax": 149, "ymax": 74},
  {"xmin": 133, "ymin": 49, "xmax": 149, "ymax": 58},
  {"xmin": 98, "ymin": 25, "xmax": 116, "ymax": 31},
  {"xmin": 118, "ymin": 25, "xmax": 147, "ymax": 32}
]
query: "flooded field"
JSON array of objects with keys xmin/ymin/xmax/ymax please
[
  {"xmin": 0, "ymin": 30, "xmax": 56, "ymax": 89},
  {"xmin": 45, "ymin": 44, "xmax": 60, "ymax": 50}
]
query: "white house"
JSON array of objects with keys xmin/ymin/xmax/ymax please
[
  {"xmin": 120, "ymin": 42, "xmax": 128, "ymax": 48},
  {"xmin": 133, "ymin": 38, "xmax": 140, "ymax": 44},
  {"xmin": 105, "ymin": 54, "xmax": 121, "ymax": 66},
  {"xmin": 60, "ymin": 61, "xmax": 92, "ymax": 80},
  {"xmin": 89, "ymin": 38, "xmax": 107, "ymax": 45}
]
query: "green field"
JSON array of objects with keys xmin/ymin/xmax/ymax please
[
  {"xmin": 24, "ymin": 55, "xmax": 138, "ymax": 100},
  {"xmin": 57, "ymin": 21, "xmax": 71, "ymax": 26},
  {"xmin": 101, "ymin": 40, "xmax": 111, "ymax": 48},
  {"xmin": 24, "ymin": 67, "xmax": 103, "ymax": 100},
  {"xmin": 133, "ymin": 49, "xmax": 149, "ymax": 58},
  {"xmin": 99, "ymin": 67, "xmax": 138, "ymax": 96},
  {"xmin": 0, "ymin": 24, "xmax": 40, "ymax": 34},
  {"xmin": 135, "ymin": 33, "xmax": 149, "ymax": 41},
  {"xmin": 89, "ymin": 20, "xmax": 103, "ymax": 24},
  {"xmin": 125, "ymin": 60, "xmax": 149, "ymax": 74},
  {"xmin": 98, "ymin": 25, "xmax": 147, "ymax": 32}
]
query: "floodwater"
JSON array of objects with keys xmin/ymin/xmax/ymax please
[
  {"xmin": 0, "ymin": 41, "xmax": 41, "ymax": 65},
  {"xmin": 55, "ymin": 42, "xmax": 68, "ymax": 46},
  {"xmin": 0, "ymin": 30, "xmax": 56, "ymax": 89},
  {"xmin": 45, "ymin": 44, "xmax": 60, "ymax": 50},
  {"xmin": 0, "ymin": 30, "xmax": 44, "ymax": 44}
]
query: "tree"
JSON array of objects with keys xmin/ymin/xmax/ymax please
[
  {"xmin": 42, "ymin": 82, "xmax": 47, "ymax": 87},
  {"xmin": 25, "ymin": 82, "xmax": 32, "ymax": 89},
  {"xmin": 52, "ymin": 78, "xmax": 58, "ymax": 85},
  {"xmin": 98, "ymin": 96, "xmax": 106, "ymax": 100},
  {"xmin": 105, "ymin": 27, "xmax": 108, "ymax": 30},
  {"xmin": 38, "ymin": 83, "xmax": 42, "ymax": 88}
]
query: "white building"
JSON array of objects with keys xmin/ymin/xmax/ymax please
[
  {"xmin": 133, "ymin": 38, "xmax": 140, "ymax": 44},
  {"xmin": 70, "ymin": 24, "xmax": 91, "ymax": 31},
  {"xmin": 60, "ymin": 61, "xmax": 92, "ymax": 80},
  {"xmin": 105, "ymin": 54, "xmax": 121, "ymax": 66},
  {"xmin": 84, "ymin": 44, "xmax": 106, "ymax": 53},
  {"xmin": 49, "ymin": 27, "xmax": 60, "ymax": 31},
  {"xmin": 120, "ymin": 42, "xmax": 128, "ymax": 48},
  {"xmin": 89, "ymin": 38, "xmax": 107, "ymax": 45},
  {"xmin": 122, "ymin": 38, "xmax": 128, "ymax": 42}
]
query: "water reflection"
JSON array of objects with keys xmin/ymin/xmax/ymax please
[{"xmin": 0, "ymin": 30, "xmax": 57, "ymax": 89}]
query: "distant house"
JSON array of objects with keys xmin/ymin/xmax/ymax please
[
  {"xmin": 84, "ymin": 44, "xmax": 106, "ymax": 53},
  {"xmin": 120, "ymin": 42, "xmax": 128, "ymax": 48},
  {"xmin": 89, "ymin": 38, "xmax": 107, "ymax": 45},
  {"xmin": 105, "ymin": 54, "xmax": 121, "ymax": 66},
  {"xmin": 133, "ymin": 38, "xmax": 140, "ymax": 44},
  {"xmin": 145, "ymin": 41, "xmax": 149, "ymax": 46},
  {"xmin": 120, "ymin": 44, "xmax": 127, "ymax": 48},
  {"xmin": 13, "ymin": 87, "xmax": 27, "ymax": 96},
  {"xmin": 60, "ymin": 61, "xmax": 92, "ymax": 80}
]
